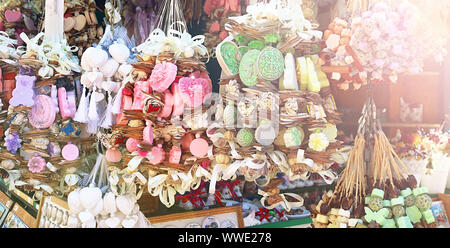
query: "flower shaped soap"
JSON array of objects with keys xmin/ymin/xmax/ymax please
[
  {"xmin": 148, "ymin": 62, "xmax": 177, "ymax": 92},
  {"xmin": 28, "ymin": 153, "xmax": 46, "ymax": 173}
]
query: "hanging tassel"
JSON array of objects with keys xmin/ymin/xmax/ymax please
[
  {"xmin": 87, "ymin": 119, "xmax": 98, "ymax": 134},
  {"xmin": 74, "ymin": 87, "xmax": 90, "ymax": 123},
  {"xmin": 111, "ymin": 84, "xmax": 124, "ymax": 114},
  {"xmin": 88, "ymin": 85, "xmax": 98, "ymax": 121},
  {"xmin": 100, "ymin": 92, "xmax": 114, "ymax": 129}
]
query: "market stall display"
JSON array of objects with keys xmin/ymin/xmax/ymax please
[{"xmin": 0, "ymin": 0, "xmax": 447, "ymax": 230}]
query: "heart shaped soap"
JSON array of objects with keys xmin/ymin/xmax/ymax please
[
  {"xmin": 64, "ymin": 17, "xmax": 76, "ymax": 32},
  {"xmin": 4, "ymin": 9, "xmax": 22, "ymax": 23},
  {"xmin": 79, "ymin": 186, "xmax": 102, "ymax": 210},
  {"xmin": 216, "ymin": 41, "xmax": 240, "ymax": 76},
  {"xmin": 116, "ymin": 194, "xmax": 135, "ymax": 216},
  {"xmin": 73, "ymin": 14, "xmax": 87, "ymax": 31}
]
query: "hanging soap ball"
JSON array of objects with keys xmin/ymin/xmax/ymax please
[
  {"xmin": 118, "ymin": 63, "xmax": 133, "ymax": 78},
  {"xmin": 109, "ymin": 43, "xmax": 130, "ymax": 64},
  {"xmin": 87, "ymin": 47, "xmax": 109, "ymax": 69},
  {"xmin": 283, "ymin": 127, "xmax": 304, "ymax": 148},
  {"xmin": 255, "ymin": 120, "xmax": 277, "ymax": 146},
  {"xmin": 236, "ymin": 128, "xmax": 254, "ymax": 147},
  {"xmin": 100, "ymin": 58, "xmax": 119, "ymax": 78},
  {"xmin": 81, "ymin": 47, "xmax": 96, "ymax": 71},
  {"xmin": 106, "ymin": 147, "xmax": 122, "ymax": 163}
]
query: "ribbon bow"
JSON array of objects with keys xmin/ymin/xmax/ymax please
[{"xmin": 257, "ymin": 189, "xmax": 304, "ymax": 212}]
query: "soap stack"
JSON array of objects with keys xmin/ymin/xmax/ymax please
[{"xmin": 213, "ymin": 1, "xmax": 345, "ymax": 197}]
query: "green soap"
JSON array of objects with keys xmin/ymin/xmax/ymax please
[
  {"xmin": 396, "ymin": 216, "xmax": 413, "ymax": 228},
  {"xmin": 238, "ymin": 46, "xmax": 249, "ymax": 57},
  {"xmin": 371, "ymin": 188, "xmax": 384, "ymax": 199},
  {"xmin": 382, "ymin": 219, "xmax": 396, "ymax": 228},
  {"xmin": 401, "ymin": 188, "xmax": 413, "ymax": 198},
  {"xmin": 404, "ymin": 194, "xmax": 416, "ymax": 207},
  {"xmin": 284, "ymin": 127, "xmax": 303, "ymax": 148},
  {"xmin": 422, "ymin": 209, "xmax": 435, "ymax": 224},
  {"xmin": 413, "ymin": 187, "xmax": 427, "ymax": 197},
  {"xmin": 256, "ymin": 47, "xmax": 284, "ymax": 81},
  {"xmin": 391, "ymin": 196, "xmax": 404, "ymax": 206},
  {"xmin": 236, "ymin": 129, "xmax": 254, "ymax": 147},
  {"xmin": 375, "ymin": 214, "xmax": 386, "ymax": 225},
  {"xmin": 248, "ymin": 40, "xmax": 265, "ymax": 50},
  {"xmin": 392, "ymin": 205, "xmax": 405, "ymax": 217},
  {"xmin": 219, "ymin": 41, "xmax": 240, "ymax": 75},
  {"xmin": 406, "ymin": 205, "xmax": 422, "ymax": 224},
  {"xmin": 239, "ymin": 49, "xmax": 260, "ymax": 87},
  {"xmin": 365, "ymin": 196, "xmax": 372, "ymax": 205},
  {"xmin": 383, "ymin": 200, "xmax": 391, "ymax": 207},
  {"xmin": 416, "ymin": 194, "xmax": 432, "ymax": 210},
  {"xmin": 368, "ymin": 197, "xmax": 384, "ymax": 212},
  {"xmin": 379, "ymin": 208, "xmax": 390, "ymax": 218},
  {"xmin": 235, "ymin": 35, "xmax": 249, "ymax": 46}
]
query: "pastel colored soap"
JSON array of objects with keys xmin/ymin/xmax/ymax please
[
  {"xmin": 62, "ymin": 143, "xmax": 79, "ymax": 161},
  {"xmin": 190, "ymin": 138, "xmax": 209, "ymax": 158},
  {"xmin": 239, "ymin": 49, "xmax": 260, "ymax": 87}
]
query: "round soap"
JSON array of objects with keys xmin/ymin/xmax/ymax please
[
  {"xmin": 62, "ymin": 143, "xmax": 79, "ymax": 161},
  {"xmin": 415, "ymin": 194, "xmax": 432, "ymax": 210},
  {"xmin": 190, "ymin": 138, "xmax": 209, "ymax": 158},
  {"xmin": 236, "ymin": 129, "xmax": 254, "ymax": 147},
  {"xmin": 368, "ymin": 197, "xmax": 384, "ymax": 212},
  {"xmin": 256, "ymin": 47, "xmax": 284, "ymax": 81},
  {"xmin": 28, "ymin": 95, "xmax": 56, "ymax": 129},
  {"xmin": 126, "ymin": 138, "xmax": 141, "ymax": 153},
  {"xmin": 239, "ymin": 49, "xmax": 260, "ymax": 87},
  {"xmin": 404, "ymin": 195, "xmax": 416, "ymax": 207},
  {"xmin": 284, "ymin": 127, "xmax": 304, "ymax": 148}
]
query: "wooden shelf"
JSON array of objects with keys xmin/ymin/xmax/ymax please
[{"xmin": 338, "ymin": 122, "xmax": 442, "ymax": 129}]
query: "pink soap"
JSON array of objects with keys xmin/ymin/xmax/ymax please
[
  {"xmin": 4, "ymin": 9, "xmax": 22, "ymax": 23},
  {"xmin": 126, "ymin": 138, "xmax": 141, "ymax": 153},
  {"xmin": 62, "ymin": 143, "xmax": 79, "ymax": 161},
  {"xmin": 143, "ymin": 123, "xmax": 153, "ymax": 144},
  {"xmin": 148, "ymin": 145, "xmax": 165, "ymax": 165},
  {"xmin": 190, "ymin": 138, "xmax": 209, "ymax": 158},
  {"xmin": 171, "ymin": 82, "xmax": 184, "ymax": 117},
  {"xmin": 28, "ymin": 95, "xmax": 56, "ymax": 129},
  {"xmin": 169, "ymin": 146, "xmax": 182, "ymax": 164},
  {"xmin": 157, "ymin": 90, "xmax": 173, "ymax": 118}
]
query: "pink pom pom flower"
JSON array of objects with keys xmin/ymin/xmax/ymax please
[{"xmin": 148, "ymin": 62, "xmax": 177, "ymax": 92}]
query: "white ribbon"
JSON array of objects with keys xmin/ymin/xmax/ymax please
[{"xmin": 258, "ymin": 189, "xmax": 304, "ymax": 212}]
